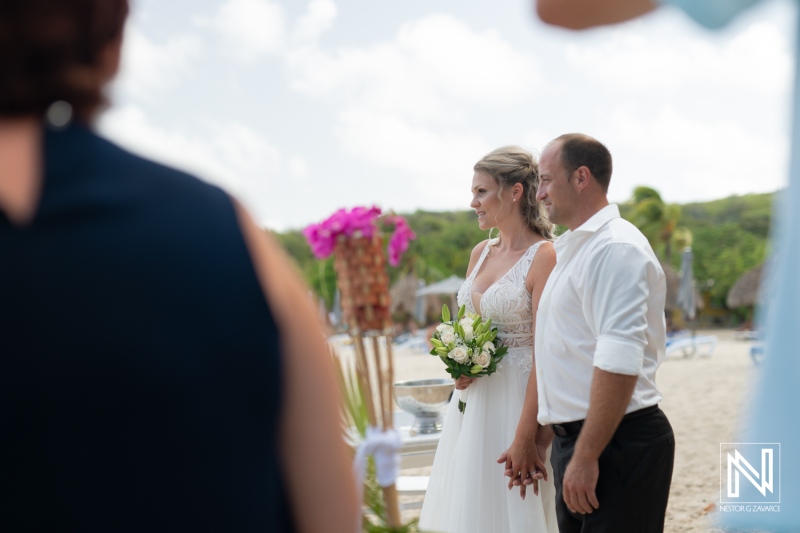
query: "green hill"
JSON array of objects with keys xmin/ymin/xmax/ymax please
[
  {"xmin": 677, "ymin": 193, "xmax": 772, "ymax": 308},
  {"xmin": 275, "ymin": 190, "xmax": 774, "ymax": 318}
]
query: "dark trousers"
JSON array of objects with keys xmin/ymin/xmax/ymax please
[{"xmin": 550, "ymin": 406, "xmax": 675, "ymax": 533}]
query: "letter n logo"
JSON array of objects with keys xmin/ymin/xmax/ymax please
[{"xmin": 720, "ymin": 443, "xmax": 781, "ymax": 504}]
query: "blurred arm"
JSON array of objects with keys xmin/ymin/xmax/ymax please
[
  {"xmin": 536, "ymin": 0, "xmax": 657, "ymax": 30},
  {"xmin": 536, "ymin": 0, "xmax": 763, "ymax": 30},
  {"xmin": 235, "ymin": 201, "xmax": 359, "ymax": 533}
]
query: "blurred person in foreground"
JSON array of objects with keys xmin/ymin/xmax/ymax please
[
  {"xmin": 536, "ymin": 2, "xmax": 800, "ymax": 531},
  {"xmin": 0, "ymin": 1, "xmax": 357, "ymax": 531}
]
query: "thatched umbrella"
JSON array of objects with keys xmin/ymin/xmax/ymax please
[
  {"xmin": 416, "ymin": 275, "xmax": 465, "ymax": 318},
  {"xmin": 727, "ymin": 263, "xmax": 766, "ymax": 309},
  {"xmin": 416, "ymin": 275, "xmax": 465, "ymax": 296},
  {"xmin": 390, "ymin": 274, "xmax": 419, "ymax": 316}
]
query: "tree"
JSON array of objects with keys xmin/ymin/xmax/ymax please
[{"xmin": 627, "ymin": 186, "xmax": 688, "ymax": 265}]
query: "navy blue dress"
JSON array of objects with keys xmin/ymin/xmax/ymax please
[{"xmin": 0, "ymin": 123, "xmax": 293, "ymax": 532}]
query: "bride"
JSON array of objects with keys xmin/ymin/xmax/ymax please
[{"xmin": 418, "ymin": 146, "xmax": 559, "ymax": 533}]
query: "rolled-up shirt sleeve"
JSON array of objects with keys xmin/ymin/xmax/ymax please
[
  {"xmin": 657, "ymin": 0, "xmax": 762, "ymax": 29},
  {"xmin": 585, "ymin": 243, "xmax": 656, "ymax": 376}
]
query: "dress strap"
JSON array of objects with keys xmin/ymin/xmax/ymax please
[
  {"xmin": 468, "ymin": 238, "xmax": 497, "ymax": 280},
  {"xmin": 513, "ymin": 240, "xmax": 546, "ymax": 275},
  {"xmin": 525, "ymin": 240, "xmax": 545, "ymax": 257}
]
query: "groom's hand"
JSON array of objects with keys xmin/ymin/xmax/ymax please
[
  {"xmin": 562, "ymin": 456, "xmax": 600, "ymax": 514},
  {"xmin": 496, "ymin": 434, "xmax": 547, "ymax": 499}
]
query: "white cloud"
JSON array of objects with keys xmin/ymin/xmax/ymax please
[
  {"xmin": 97, "ymin": 105, "xmax": 288, "ymax": 226},
  {"xmin": 564, "ymin": 18, "xmax": 791, "ymax": 96},
  {"xmin": 288, "ymin": 157, "xmax": 310, "ymax": 180},
  {"xmin": 283, "ymin": 12, "xmax": 540, "ymax": 210},
  {"xmin": 292, "ymin": 0, "xmax": 338, "ymax": 44},
  {"xmin": 106, "ymin": 0, "xmax": 794, "ymax": 230},
  {"xmin": 605, "ymin": 105, "xmax": 788, "ymax": 203},
  {"xmin": 287, "ymin": 13, "xmax": 540, "ymax": 123},
  {"xmin": 207, "ymin": 0, "xmax": 287, "ymax": 62},
  {"xmin": 337, "ymin": 107, "xmax": 487, "ymax": 204},
  {"xmin": 115, "ymin": 23, "xmax": 202, "ymax": 100},
  {"xmin": 724, "ymin": 21, "xmax": 792, "ymax": 93}
]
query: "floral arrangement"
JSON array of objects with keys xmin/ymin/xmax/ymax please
[
  {"xmin": 303, "ymin": 205, "xmax": 415, "ymax": 267},
  {"xmin": 429, "ymin": 304, "xmax": 508, "ymax": 413}
]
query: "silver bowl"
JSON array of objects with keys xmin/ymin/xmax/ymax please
[{"xmin": 393, "ymin": 378, "xmax": 454, "ymax": 434}]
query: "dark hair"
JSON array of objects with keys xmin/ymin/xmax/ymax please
[
  {"xmin": 554, "ymin": 133, "xmax": 613, "ymax": 193},
  {"xmin": 474, "ymin": 146, "xmax": 554, "ymax": 240},
  {"xmin": 0, "ymin": 0, "xmax": 129, "ymax": 121}
]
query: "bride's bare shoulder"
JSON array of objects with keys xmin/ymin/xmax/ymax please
[
  {"xmin": 527, "ymin": 241, "xmax": 557, "ymax": 289},
  {"xmin": 465, "ymin": 239, "xmax": 492, "ymax": 277}
]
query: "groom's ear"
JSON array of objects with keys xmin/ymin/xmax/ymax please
[{"xmin": 573, "ymin": 166, "xmax": 592, "ymax": 191}]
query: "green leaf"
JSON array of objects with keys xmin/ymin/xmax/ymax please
[
  {"xmin": 457, "ymin": 304, "xmax": 466, "ymax": 320},
  {"xmin": 454, "ymin": 322, "xmax": 465, "ymax": 340},
  {"xmin": 458, "ymin": 400, "xmax": 467, "ymax": 414},
  {"xmin": 442, "ymin": 304, "xmax": 451, "ymax": 322}
]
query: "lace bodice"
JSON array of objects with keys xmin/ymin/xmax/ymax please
[{"xmin": 457, "ymin": 239, "xmax": 545, "ymax": 372}]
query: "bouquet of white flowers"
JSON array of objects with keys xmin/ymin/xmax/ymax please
[{"xmin": 429, "ymin": 304, "xmax": 508, "ymax": 413}]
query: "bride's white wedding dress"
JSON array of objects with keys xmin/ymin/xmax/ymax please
[{"xmin": 418, "ymin": 239, "xmax": 558, "ymax": 533}]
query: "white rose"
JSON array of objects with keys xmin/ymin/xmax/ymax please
[
  {"xmin": 459, "ymin": 317, "xmax": 473, "ymax": 328},
  {"xmin": 475, "ymin": 350, "xmax": 491, "ymax": 368},
  {"xmin": 436, "ymin": 322, "xmax": 449, "ymax": 333},
  {"xmin": 439, "ymin": 327, "xmax": 455, "ymax": 345},
  {"xmin": 482, "ymin": 341, "xmax": 495, "ymax": 353},
  {"xmin": 461, "ymin": 325, "xmax": 474, "ymax": 341},
  {"xmin": 448, "ymin": 346, "xmax": 469, "ymax": 363}
]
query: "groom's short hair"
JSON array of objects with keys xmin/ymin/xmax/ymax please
[{"xmin": 554, "ymin": 133, "xmax": 612, "ymax": 193}]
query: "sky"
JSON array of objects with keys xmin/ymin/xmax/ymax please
[{"xmin": 98, "ymin": 0, "xmax": 797, "ymax": 231}]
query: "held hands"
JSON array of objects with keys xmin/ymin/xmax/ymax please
[
  {"xmin": 562, "ymin": 455, "xmax": 600, "ymax": 514},
  {"xmin": 496, "ymin": 427, "xmax": 550, "ymax": 500},
  {"xmin": 454, "ymin": 376, "xmax": 476, "ymax": 390}
]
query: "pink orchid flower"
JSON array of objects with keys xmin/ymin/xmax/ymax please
[{"xmin": 303, "ymin": 206, "xmax": 414, "ymax": 265}]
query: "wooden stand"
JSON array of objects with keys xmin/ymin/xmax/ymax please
[
  {"xmin": 332, "ymin": 233, "xmax": 401, "ymax": 529},
  {"xmin": 333, "ymin": 234, "xmax": 391, "ymax": 332},
  {"xmin": 350, "ymin": 327, "xmax": 400, "ymax": 528}
]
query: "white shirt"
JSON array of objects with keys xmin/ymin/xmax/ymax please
[{"xmin": 535, "ymin": 204, "xmax": 667, "ymax": 425}]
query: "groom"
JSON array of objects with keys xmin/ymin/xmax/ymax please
[{"xmin": 532, "ymin": 134, "xmax": 674, "ymax": 532}]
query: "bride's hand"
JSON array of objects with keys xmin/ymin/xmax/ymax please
[
  {"xmin": 454, "ymin": 376, "xmax": 476, "ymax": 390},
  {"xmin": 497, "ymin": 430, "xmax": 549, "ymax": 499}
]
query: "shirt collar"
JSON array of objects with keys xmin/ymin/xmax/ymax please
[{"xmin": 553, "ymin": 204, "xmax": 620, "ymax": 252}]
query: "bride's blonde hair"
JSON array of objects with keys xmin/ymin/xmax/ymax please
[{"xmin": 473, "ymin": 146, "xmax": 554, "ymax": 240}]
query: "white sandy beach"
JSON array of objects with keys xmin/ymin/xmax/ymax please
[{"xmin": 390, "ymin": 329, "xmax": 760, "ymax": 533}]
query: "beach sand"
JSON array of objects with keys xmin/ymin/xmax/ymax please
[{"xmin": 391, "ymin": 329, "xmax": 760, "ymax": 532}]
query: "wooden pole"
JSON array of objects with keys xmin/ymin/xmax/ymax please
[{"xmin": 378, "ymin": 327, "xmax": 401, "ymax": 528}]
